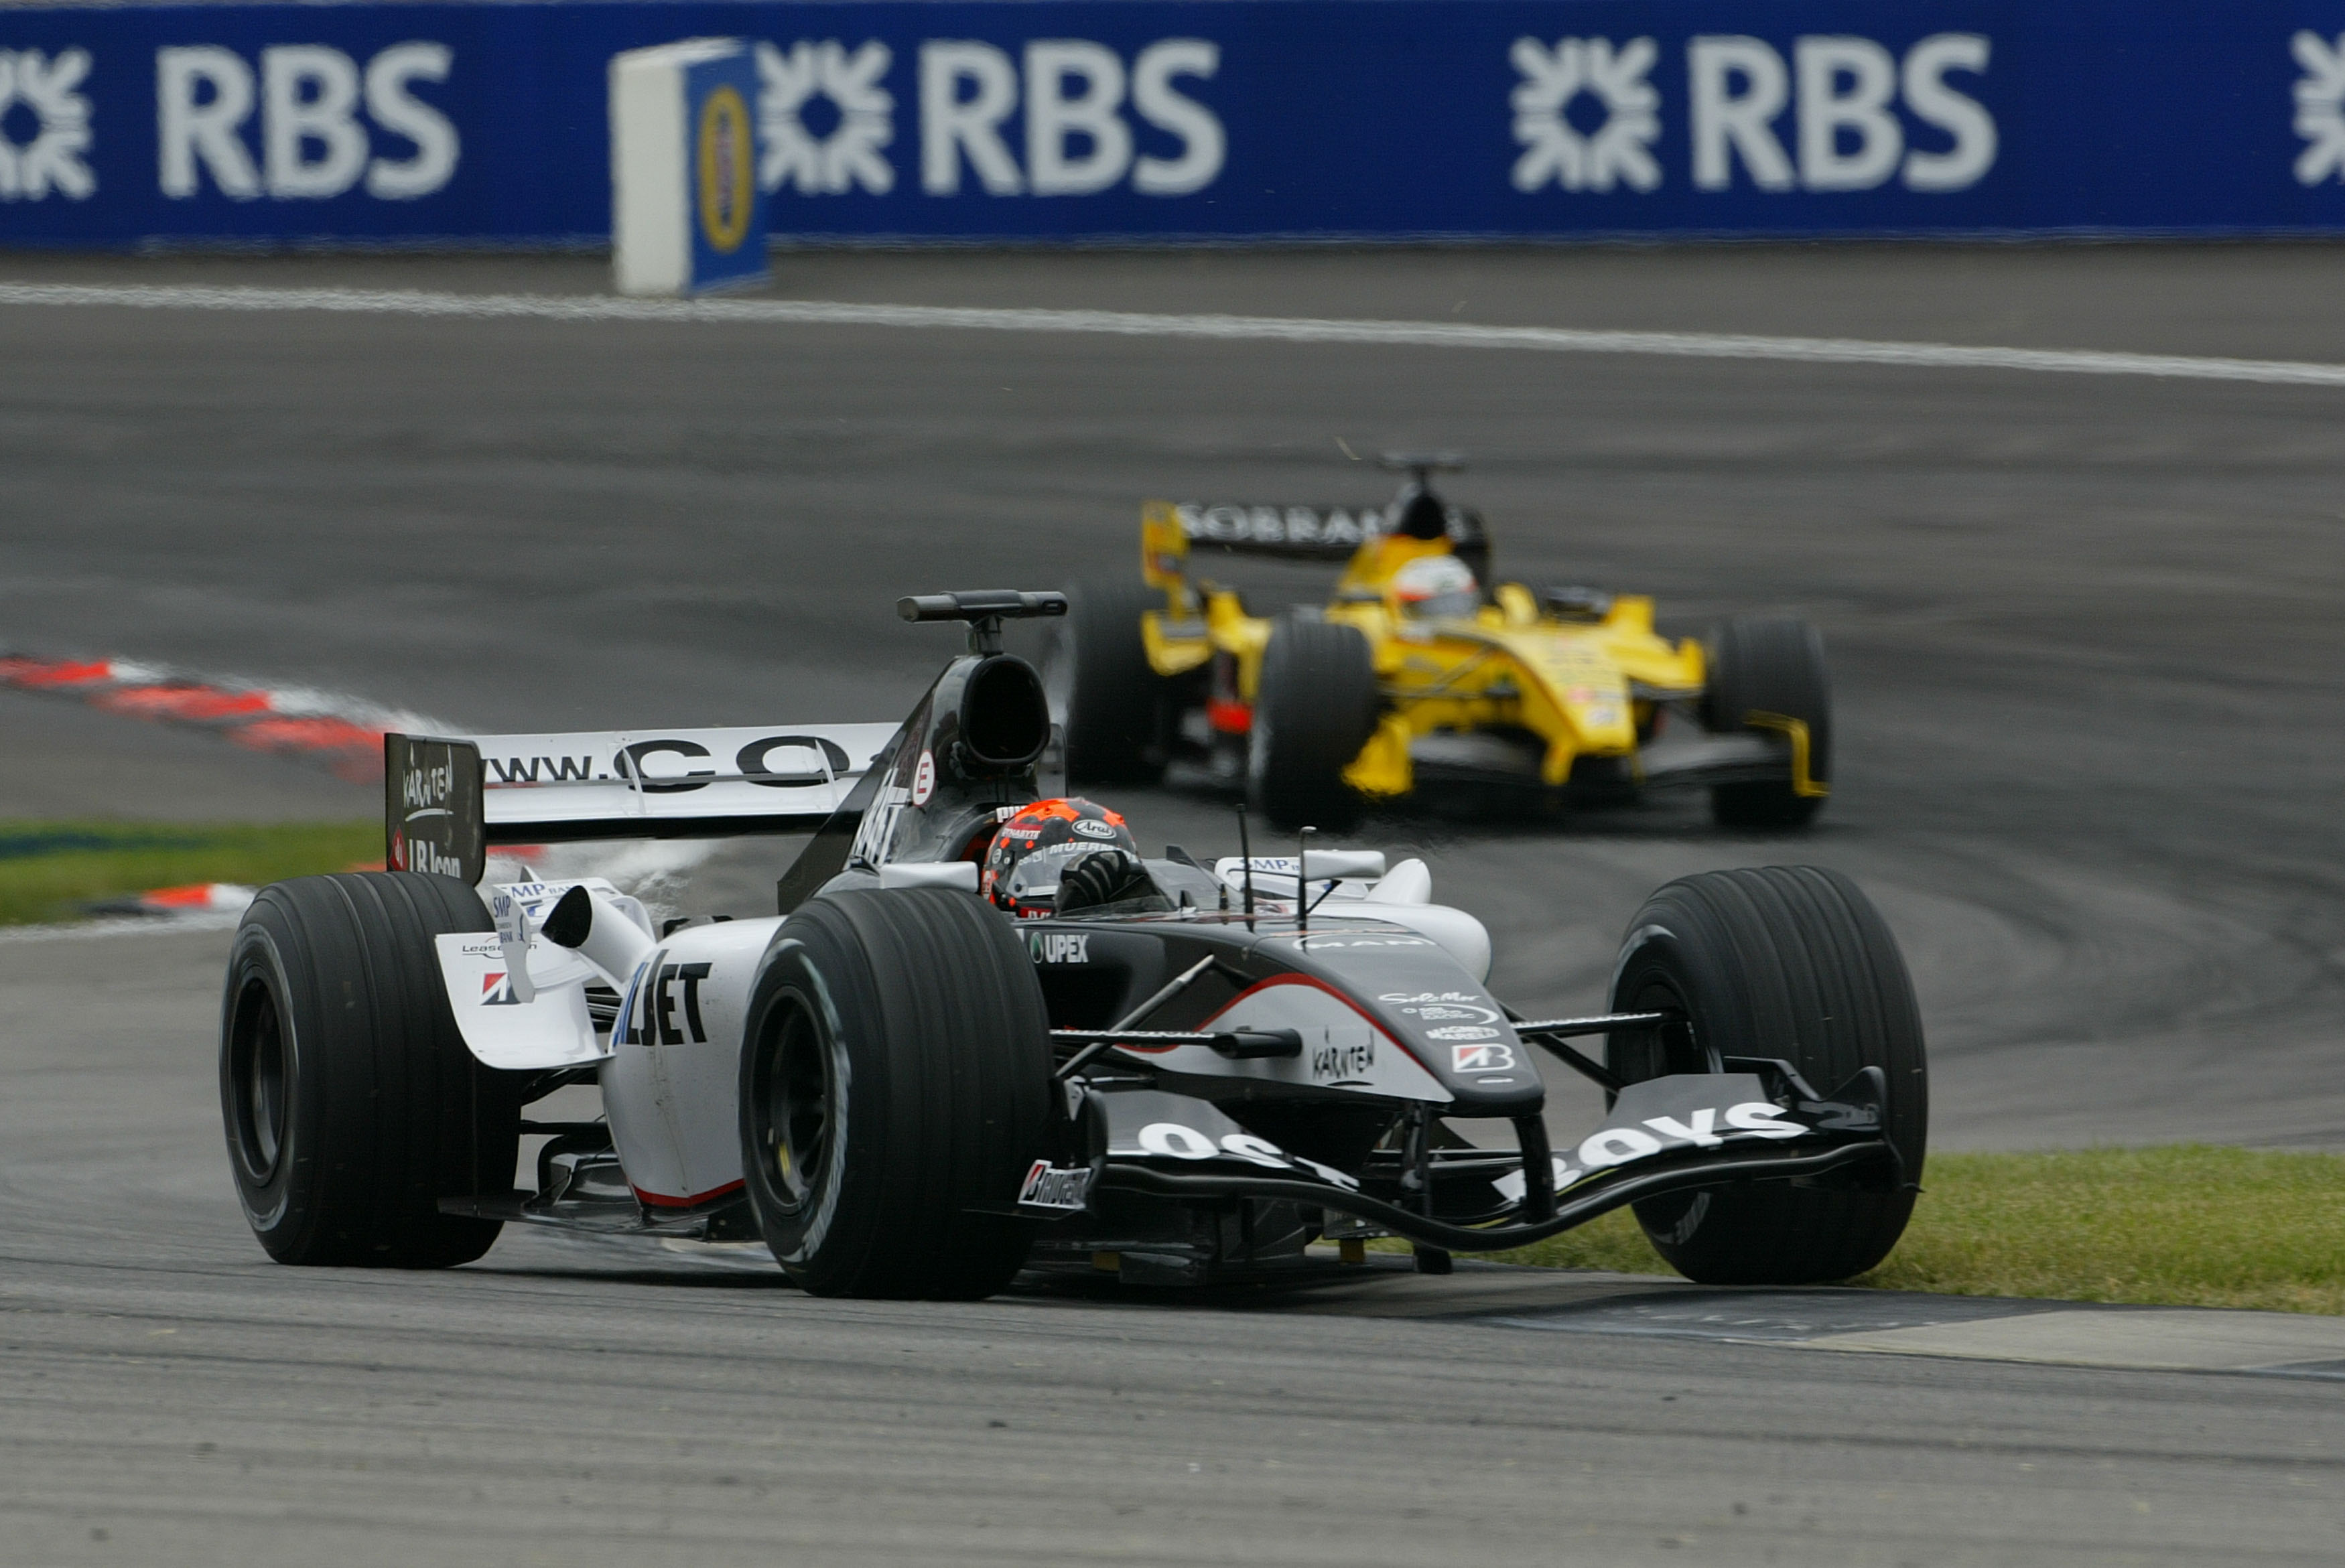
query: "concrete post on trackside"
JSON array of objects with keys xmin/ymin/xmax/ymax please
[{"xmin": 608, "ymin": 38, "xmax": 767, "ymax": 296}]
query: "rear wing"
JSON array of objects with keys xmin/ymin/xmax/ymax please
[
  {"xmin": 386, "ymin": 724, "xmax": 901, "ymax": 885},
  {"xmin": 1139, "ymin": 498, "xmax": 1489, "ymax": 589},
  {"xmin": 1144, "ymin": 498, "xmax": 1392, "ymax": 569}
]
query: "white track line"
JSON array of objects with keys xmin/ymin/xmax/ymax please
[{"xmin": 3, "ymin": 280, "xmax": 2344, "ymax": 390}]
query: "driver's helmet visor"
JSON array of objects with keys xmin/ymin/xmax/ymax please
[
  {"xmin": 1403, "ymin": 588, "xmax": 1481, "ymax": 619},
  {"xmin": 1392, "ymin": 555, "xmax": 1479, "ymax": 619},
  {"xmin": 1000, "ymin": 841, "xmax": 1099, "ymax": 904}
]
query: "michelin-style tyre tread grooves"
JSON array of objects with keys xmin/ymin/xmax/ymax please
[
  {"xmin": 741, "ymin": 888, "xmax": 1052, "ymax": 1300},
  {"xmin": 1704, "ymin": 616, "xmax": 1830, "ymax": 829},
  {"xmin": 1608, "ymin": 865, "xmax": 1925, "ymax": 1285},
  {"xmin": 1248, "ymin": 617, "xmax": 1378, "ymax": 829},
  {"xmin": 220, "ymin": 870, "xmax": 516, "ymax": 1269},
  {"xmin": 1061, "ymin": 579, "xmax": 1170, "ymax": 785}
]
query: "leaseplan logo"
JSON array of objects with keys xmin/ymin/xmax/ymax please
[{"xmin": 480, "ymin": 971, "xmax": 523, "ymax": 1006}]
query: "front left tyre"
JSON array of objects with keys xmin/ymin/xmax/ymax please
[
  {"xmin": 220, "ymin": 871, "xmax": 521, "ymax": 1267},
  {"xmin": 738, "ymin": 887, "xmax": 1055, "ymax": 1299}
]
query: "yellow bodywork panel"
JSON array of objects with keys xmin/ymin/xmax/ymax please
[
  {"xmin": 1333, "ymin": 597, "xmax": 1704, "ymax": 790},
  {"xmin": 1141, "ymin": 613, "xmax": 1213, "ymax": 677},
  {"xmin": 1140, "ymin": 500, "xmax": 1190, "ymax": 591},
  {"xmin": 1132, "ymin": 502, "xmax": 1708, "ymax": 792},
  {"xmin": 1345, "ymin": 714, "xmax": 1416, "ymax": 797}
]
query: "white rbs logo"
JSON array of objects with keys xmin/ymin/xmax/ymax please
[
  {"xmin": 157, "ymin": 43, "xmax": 458, "ymax": 200},
  {"xmin": 2293, "ymin": 32, "xmax": 2345, "ymax": 185},
  {"xmin": 753, "ymin": 36, "xmax": 1225, "ymax": 200},
  {"xmin": 760, "ymin": 40, "xmax": 896, "ymax": 195},
  {"xmin": 0, "ymin": 49, "xmax": 96, "ymax": 201},
  {"xmin": 1512, "ymin": 33, "xmax": 1995, "ymax": 196}
]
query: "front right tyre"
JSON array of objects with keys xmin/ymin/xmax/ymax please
[
  {"xmin": 1606, "ymin": 865, "xmax": 1926, "ymax": 1285},
  {"xmin": 1246, "ymin": 616, "xmax": 1380, "ymax": 830},
  {"xmin": 1702, "ymin": 615, "xmax": 1831, "ymax": 829}
]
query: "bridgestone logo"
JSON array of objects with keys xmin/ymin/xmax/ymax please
[{"xmin": 1016, "ymin": 1160, "xmax": 1095, "ymax": 1212}]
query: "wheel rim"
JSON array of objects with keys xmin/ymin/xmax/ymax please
[
  {"xmin": 756, "ymin": 995, "xmax": 834, "ymax": 1212},
  {"xmin": 226, "ymin": 976, "xmax": 289, "ymax": 1184},
  {"xmin": 1612, "ymin": 968, "xmax": 1721, "ymax": 1239}
]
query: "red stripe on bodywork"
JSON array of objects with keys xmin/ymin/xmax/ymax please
[
  {"xmin": 632, "ymin": 1179, "xmax": 747, "ymax": 1209},
  {"xmin": 1172, "ymin": 971, "xmax": 1433, "ymax": 1072}
]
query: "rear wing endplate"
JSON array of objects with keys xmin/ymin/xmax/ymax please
[{"xmin": 386, "ymin": 723, "xmax": 901, "ymax": 885}]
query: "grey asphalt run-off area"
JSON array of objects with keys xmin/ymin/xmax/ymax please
[{"xmin": 3, "ymin": 244, "xmax": 2344, "ymax": 1564}]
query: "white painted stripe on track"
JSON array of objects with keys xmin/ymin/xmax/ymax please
[{"xmin": 4, "ymin": 279, "xmax": 2345, "ymax": 389}]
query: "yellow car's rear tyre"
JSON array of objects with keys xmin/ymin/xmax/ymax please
[
  {"xmin": 1703, "ymin": 616, "xmax": 1830, "ymax": 829},
  {"xmin": 1057, "ymin": 579, "xmax": 1172, "ymax": 784},
  {"xmin": 1247, "ymin": 618, "xmax": 1378, "ymax": 829}
]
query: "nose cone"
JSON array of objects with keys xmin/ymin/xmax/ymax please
[{"xmin": 1282, "ymin": 924, "xmax": 1541, "ymax": 1114}]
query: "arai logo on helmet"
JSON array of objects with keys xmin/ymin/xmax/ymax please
[{"xmin": 1073, "ymin": 817, "xmax": 1116, "ymax": 839}]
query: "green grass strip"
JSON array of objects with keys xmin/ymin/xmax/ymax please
[
  {"xmin": 1476, "ymin": 1146, "xmax": 2345, "ymax": 1315},
  {"xmin": 0, "ymin": 819, "xmax": 380, "ymax": 926}
]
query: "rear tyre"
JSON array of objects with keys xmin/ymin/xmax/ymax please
[
  {"xmin": 1605, "ymin": 866, "xmax": 1926, "ymax": 1285},
  {"xmin": 220, "ymin": 871, "xmax": 521, "ymax": 1267},
  {"xmin": 738, "ymin": 887, "xmax": 1055, "ymax": 1299},
  {"xmin": 1056, "ymin": 579, "xmax": 1172, "ymax": 784},
  {"xmin": 1703, "ymin": 616, "xmax": 1830, "ymax": 829},
  {"xmin": 1247, "ymin": 618, "xmax": 1379, "ymax": 830}
]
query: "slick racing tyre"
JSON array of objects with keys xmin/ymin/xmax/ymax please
[
  {"xmin": 220, "ymin": 871, "xmax": 522, "ymax": 1267},
  {"xmin": 738, "ymin": 887, "xmax": 1055, "ymax": 1299},
  {"xmin": 1606, "ymin": 866, "xmax": 1926, "ymax": 1285},
  {"xmin": 1702, "ymin": 616, "xmax": 1830, "ymax": 829},
  {"xmin": 1057, "ymin": 579, "xmax": 1172, "ymax": 785},
  {"xmin": 1247, "ymin": 616, "xmax": 1379, "ymax": 830}
]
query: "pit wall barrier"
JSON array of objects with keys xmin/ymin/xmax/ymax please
[{"xmin": 6, "ymin": 1, "xmax": 2345, "ymax": 247}]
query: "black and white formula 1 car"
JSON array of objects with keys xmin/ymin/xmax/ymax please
[{"xmin": 220, "ymin": 591, "xmax": 1926, "ymax": 1299}]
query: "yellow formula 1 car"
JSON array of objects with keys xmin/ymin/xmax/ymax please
[{"xmin": 1053, "ymin": 456, "xmax": 1830, "ymax": 830}]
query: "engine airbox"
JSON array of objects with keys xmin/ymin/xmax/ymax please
[{"xmin": 957, "ymin": 655, "xmax": 1051, "ymax": 772}]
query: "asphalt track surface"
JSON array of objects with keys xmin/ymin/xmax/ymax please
[{"xmin": 4, "ymin": 246, "xmax": 2345, "ymax": 1564}]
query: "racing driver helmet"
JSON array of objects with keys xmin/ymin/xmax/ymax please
[
  {"xmin": 984, "ymin": 798, "xmax": 1140, "ymax": 916},
  {"xmin": 1392, "ymin": 553, "xmax": 1481, "ymax": 620}
]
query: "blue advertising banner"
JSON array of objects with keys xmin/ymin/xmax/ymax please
[{"xmin": 3, "ymin": 1, "xmax": 2345, "ymax": 246}]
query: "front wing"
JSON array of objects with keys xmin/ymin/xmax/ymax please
[{"xmin": 1036, "ymin": 1068, "xmax": 1896, "ymax": 1252}]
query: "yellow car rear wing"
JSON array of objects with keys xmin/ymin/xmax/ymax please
[{"xmin": 1142, "ymin": 500, "xmax": 1390, "ymax": 580}]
